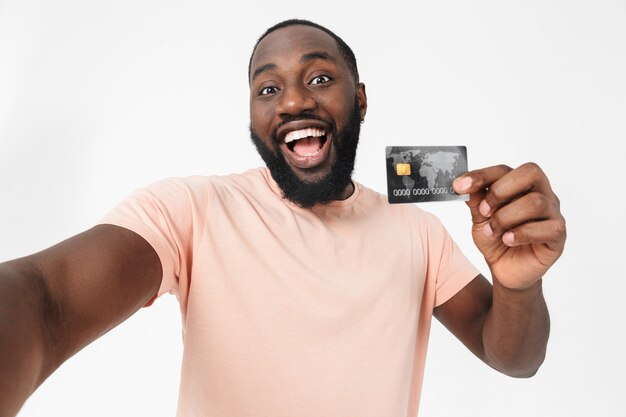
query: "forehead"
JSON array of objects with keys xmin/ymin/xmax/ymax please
[{"xmin": 250, "ymin": 25, "xmax": 345, "ymax": 78}]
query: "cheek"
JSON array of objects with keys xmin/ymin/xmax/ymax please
[
  {"xmin": 250, "ymin": 104, "xmax": 272, "ymax": 132},
  {"xmin": 319, "ymin": 91, "xmax": 354, "ymax": 125}
]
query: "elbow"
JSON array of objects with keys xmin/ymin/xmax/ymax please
[
  {"xmin": 505, "ymin": 365, "xmax": 541, "ymax": 379},
  {"xmin": 484, "ymin": 344, "xmax": 547, "ymax": 379},
  {"xmin": 493, "ymin": 354, "xmax": 546, "ymax": 379}
]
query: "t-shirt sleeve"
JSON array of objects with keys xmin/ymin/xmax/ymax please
[
  {"xmin": 98, "ymin": 178, "xmax": 201, "ymax": 304},
  {"xmin": 422, "ymin": 211, "xmax": 481, "ymax": 307}
]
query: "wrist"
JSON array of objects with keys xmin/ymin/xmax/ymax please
[{"xmin": 492, "ymin": 276, "xmax": 543, "ymax": 303}]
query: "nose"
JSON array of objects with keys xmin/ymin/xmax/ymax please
[{"xmin": 275, "ymin": 84, "xmax": 317, "ymax": 117}]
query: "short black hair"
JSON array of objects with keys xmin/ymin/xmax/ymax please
[{"xmin": 248, "ymin": 19, "xmax": 360, "ymax": 84}]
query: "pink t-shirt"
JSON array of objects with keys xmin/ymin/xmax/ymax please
[{"xmin": 100, "ymin": 167, "xmax": 479, "ymax": 416}]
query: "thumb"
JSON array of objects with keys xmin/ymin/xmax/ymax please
[
  {"xmin": 453, "ymin": 176, "xmax": 489, "ymax": 225},
  {"xmin": 465, "ymin": 190, "xmax": 489, "ymax": 225}
]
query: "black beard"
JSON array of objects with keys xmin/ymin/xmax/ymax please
[{"xmin": 249, "ymin": 97, "xmax": 361, "ymax": 208}]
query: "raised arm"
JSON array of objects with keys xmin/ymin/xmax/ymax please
[
  {"xmin": 434, "ymin": 163, "xmax": 565, "ymax": 377},
  {"xmin": 0, "ymin": 225, "xmax": 162, "ymax": 416},
  {"xmin": 434, "ymin": 273, "xmax": 550, "ymax": 377}
]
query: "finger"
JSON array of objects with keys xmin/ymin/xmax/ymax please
[
  {"xmin": 453, "ymin": 164, "xmax": 512, "ymax": 195},
  {"xmin": 501, "ymin": 218, "xmax": 567, "ymax": 251},
  {"xmin": 453, "ymin": 166, "xmax": 510, "ymax": 225},
  {"xmin": 474, "ymin": 163, "xmax": 555, "ymax": 219},
  {"xmin": 483, "ymin": 191, "xmax": 558, "ymax": 238}
]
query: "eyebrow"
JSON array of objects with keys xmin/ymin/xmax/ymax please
[
  {"xmin": 251, "ymin": 63, "xmax": 277, "ymax": 82},
  {"xmin": 300, "ymin": 51, "xmax": 337, "ymax": 65},
  {"xmin": 251, "ymin": 51, "xmax": 337, "ymax": 82}
]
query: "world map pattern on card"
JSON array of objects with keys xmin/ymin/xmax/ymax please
[{"xmin": 385, "ymin": 146, "xmax": 469, "ymax": 204}]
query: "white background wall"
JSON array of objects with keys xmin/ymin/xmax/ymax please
[{"xmin": 1, "ymin": 0, "xmax": 624, "ymax": 415}]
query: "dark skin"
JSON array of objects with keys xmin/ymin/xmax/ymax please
[
  {"xmin": 249, "ymin": 25, "xmax": 367, "ymax": 191},
  {"xmin": 0, "ymin": 225, "xmax": 162, "ymax": 416},
  {"xmin": 444, "ymin": 163, "xmax": 565, "ymax": 375},
  {"xmin": 0, "ymin": 24, "xmax": 566, "ymax": 415}
]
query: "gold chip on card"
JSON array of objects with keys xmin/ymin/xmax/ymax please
[{"xmin": 395, "ymin": 163, "xmax": 411, "ymax": 176}]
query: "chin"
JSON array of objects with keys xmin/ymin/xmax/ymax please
[{"xmin": 289, "ymin": 159, "xmax": 335, "ymax": 185}]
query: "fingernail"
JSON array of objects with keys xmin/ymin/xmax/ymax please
[
  {"xmin": 503, "ymin": 232, "xmax": 515, "ymax": 246},
  {"xmin": 479, "ymin": 199, "xmax": 491, "ymax": 217},
  {"xmin": 483, "ymin": 223, "xmax": 494, "ymax": 237},
  {"xmin": 454, "ymin": 176, "xmax": 472, "ymax": 192}
]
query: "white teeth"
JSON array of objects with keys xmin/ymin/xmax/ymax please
[{"xmin": 284, "ymin": 127, "xmax": 325, "ymax": 143}]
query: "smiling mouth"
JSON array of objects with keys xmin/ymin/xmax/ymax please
[{"xmin": 284, "ymin": 127, "xmax": 328, "ymax": 156}]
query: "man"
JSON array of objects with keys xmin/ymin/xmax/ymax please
[{"xmin": 0, "ymin": 19, "xmax": 566, "ymax": 416}]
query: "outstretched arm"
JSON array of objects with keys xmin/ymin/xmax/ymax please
[
  {"xmin": 0, "ymin": 225, "xmax": 162, "ymax": 416},
  {"xmin": 434, "ymin": 163, "xmax": 565, "ymax": 377}
]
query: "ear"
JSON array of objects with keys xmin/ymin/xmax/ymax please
[{"xmin": 356, "ymin": 82, "xmax": 367, "ymax": 121}]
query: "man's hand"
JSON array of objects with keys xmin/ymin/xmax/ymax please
[{"xmin": 453, "ymin": 163, "xmax": 566, "ymax": 289}]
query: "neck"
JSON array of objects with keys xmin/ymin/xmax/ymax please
[{"xmin": 337, "ymin": 181, "xmax": 355, "ymax": 201}]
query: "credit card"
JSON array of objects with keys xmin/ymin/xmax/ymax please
[{"xmin": 385, "ymin": 146, "xmax": 469, "ymax": 204}]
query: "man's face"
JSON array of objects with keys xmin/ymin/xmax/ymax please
[{"xmin": 249, "ymin": 25, "xmax": 367, "ymax": 207}]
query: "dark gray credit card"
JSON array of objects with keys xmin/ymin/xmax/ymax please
[{"xmin": 385, "ymin": 146, "xmax": 469, "ymax": 204}]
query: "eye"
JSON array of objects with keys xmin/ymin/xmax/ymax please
[
  {"xmin": 259, "ymin": 86, "xmax": 278, "ymax": 96},
  {"xmin": 310, "ymin": 75, "xmax": 331, "ymax": 85}
]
